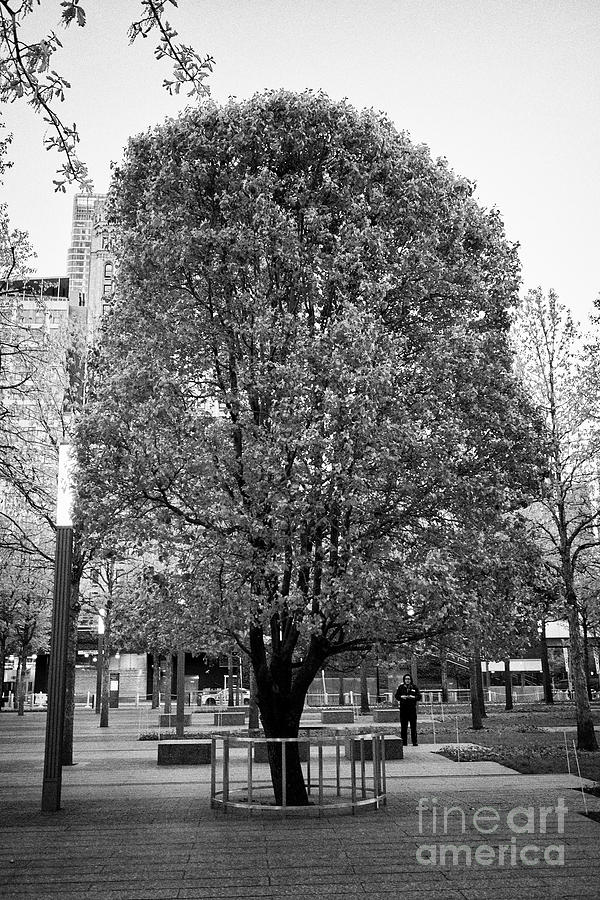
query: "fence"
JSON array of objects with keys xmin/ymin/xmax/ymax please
[{"xmin": 210, "ymin": 733, "xmax": 387, "ymax": 815}]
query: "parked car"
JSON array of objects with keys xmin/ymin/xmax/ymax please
[{"xmin": 201, "ymin": 687, "xmax": 250, "ymax": 705}]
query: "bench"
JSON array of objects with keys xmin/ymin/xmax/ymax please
[
  {"xmin": 214, "ymin": 710, "xmax": 247, "ymax": 726},
  {"xmin": 372, "ymin": 709, "xmax": 400, "ymax": 723},
  {"xmin": 344, "ymin": 734, "xmax": 404, "ymax": 761},
  {"xmin": 320, "ymin": 709, "xmax": 355, "ymax": 725},
  {"xmin": 159, "ymin": 713, "xmax": 192, "ymax": 728},
  {"xmin": 157, "ymin": 739, "xmax": 211, "ymax": 765}
]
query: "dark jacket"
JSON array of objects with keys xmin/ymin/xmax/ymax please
[{"xmin": 395, "ymin": 683, "xmax": 422, "ymax": 708}]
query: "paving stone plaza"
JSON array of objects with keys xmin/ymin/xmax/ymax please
[{"xmin": 1, "ymin": 707, "xmax": 599, "ymax": 899}]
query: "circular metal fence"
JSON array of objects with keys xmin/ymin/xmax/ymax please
[{"xmin": 210, "ymin": 733, "xmax": 387, "ymax": 815}]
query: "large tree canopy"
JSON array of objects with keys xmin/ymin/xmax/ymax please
[{"xmin": 76, "ymin": 90, "xmax": 543, "ymax": 802}]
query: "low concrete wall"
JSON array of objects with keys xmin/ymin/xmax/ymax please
[
  {"xmin": 372, "ymin": 709, "xmax": 400, "ymax": 723},
  {"xmin": 157, "ymin": 740, "xmax": 211, "ymax": 765},
  {"xmin": 320, "ymin": 709, "xmax": 355, "ymax": 724},
  {"xmin": 159, "ymin": 713, "xmax": 192, "ymax": 728},
  {"xmin": 344, "ymin": 735, "xmax": 403, "ymax": 761},
  {"xmin": 214, "ymin": 710, "xmax": 247, "ymax": 726}
]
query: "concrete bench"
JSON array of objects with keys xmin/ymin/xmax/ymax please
[
  {"xmin": 214, "ymin": 710, "xmax": 247, "ymax": 726},
  {"xmin": 344, "ymin": 735, "xmax": 403, "ymax": 761},
  {"xmin": 157, "ymin": 740, "xmax": 211, "ymax": 765},
  {"xmin": 320, "ymin": 709, "xmax": 355, "ymax": 725},
  {"xmin": 159, "ymin": 713, "xmax": 192, "ymax": 728},
  {"xmin": 372, "ymin": 709, "xmax": 400, "ymax": 723}
]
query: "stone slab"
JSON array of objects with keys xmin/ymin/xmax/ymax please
[
  {"xmin": 372, "ymin": 708, "xmax": 400, "ymax": 723},
  {"xmin": 344, "ymin": 734, "xmax": 404, "ymax": 760},
  {"xmin": 157, "ymin": 740, "xmax": 211, "ymax": 765},
  {"xmin": 158, "ymin": 713, "xmax": 192, "ymax": 728},
  {"xmin": 214, "ymin": 710, "xmax": 247, "ymax": 726},
  {"xmin": 320, "ymin": 709, "xmax": 355, "ymax": 724}
]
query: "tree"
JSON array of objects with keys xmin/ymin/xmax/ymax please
[
  {"xmin": 512, "ymin": 288, "xmax": 599, "ymax": 751},
  {"xmin": 0, "ymin": 0, "xmax": 213, "ymax": 190},
  {"xmin": 76, "ymin": 91, "xmax": 543, "ymax": 804},
  {"xmin": 84, "ymin": 555, "xmax": 140, "ymax": 727},
  {"xmin": 443, "ymin": 516, "xmax": 544, "ymax": 728},
  {"xmin": 0, "ymin": 290, "xmax": 93, "ymax": 759},
  {"xmin": 0, "ymin": 550, "xmax": 51, "ymax": 713}
]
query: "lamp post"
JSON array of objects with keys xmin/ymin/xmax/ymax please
[
  {"xmin": 95, "ymin": 608, "xmax": 105, "ymax": 715},
  {"xmin": 41, "ymin": 444, "xmax": 74, "ymax": 814}
]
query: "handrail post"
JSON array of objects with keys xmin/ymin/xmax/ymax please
[
  {"xmin": 381, "ymin": 735, "xmax": 387, "ymax": 807},
  {"xmin": 360, "ymin": 737, "xmax": 366, "ymax": 799},
  {"xmin": 318, "ymin": 742, "xmax": 324, "ymax": 814},
  {"xmin": 350, "ymin": 738, "xmax": 356, "ymax": 814},
  {"xmin": 281, "ymin": 741, "xmax": 287, "ymax": 812},
  {"xmin": 247, "ymin": 739, "xmax": 253, "ymax": 806},
  {"xmin": 210, "ymin": 736, "xmax": 217, "ymax": 807},
  {"xmin": 372, "ymin": 735, "xmax": 380, "ymax": 807},
  {"xmin": 223, "ymin": 736, "xmax": 230, "ymax": 811}
]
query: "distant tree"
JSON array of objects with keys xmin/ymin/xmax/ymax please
[
  {"xmin": 443, "ymin": 516, "xmax": 545, "ymax": 728},
  {"xmin": 0, "ymin": 0, "xmax": 213, "ymax": 190},
  {"xmin": 512, "ymin": 288, "xmax": 599, "ymax": 751},
  {"xmin": 0, "ymin": 301, "xmax": 93, "ymax": 759},
  {"xmin": 76, "ymin": 91, "xmax": 543, "ymax": 804},
  {"xmin": 0, "ymin": 550, "xmax": 51, "ymax": 714}
]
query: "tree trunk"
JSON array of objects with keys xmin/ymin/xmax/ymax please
[
  {"xmin": 163, "ymin": 653, "xmax": 172, "ymax": 713},
  {"xmin": 250, "ymin": 626, "xmax": 326, "ymax": 807},
  {"xmin": 439, "ymin": 648, "xmax": 449, "ymax": 703},
  {"xmin": 259, "ymin": 697, "xmax": 308, "ymax": 807},
  {"xmin": 151, "ymin": 652, "xmax": 160, "ymax": 708},
  {"xmin": 566, "ymin": 602, "xmax": 598, "ymax": 751},
  {"xmin": 236, "ymin": 657, "xmax": 242, "ymax": 706},
  {"xmin": 410, "ymin": 654, "xmax": 418, "ymax": 687},
  {"xmin": 227, "ymin": 650, "xmax": 234, "ymax": 707},
  {"xmin": 582, "ymin": 612, "xmax": 593, "ymax": 701},
  {"xmin": 474, "ymin": 646, "xmax": 487, "ymax": 717},
  {"xmin": 338, "ymin": 674, "xmax": 345, "ymax": 706},
  {"xmin": 360, "ymin": 659, "xmax": 370, "ymax": 714},
  {"xmin": 62, "ymin": 590, "xmax": 80, "ymax": 763},
  {"xmin": 539, "ymin": 618, "xmax": 554, "ymax": 705},
  {"xmin": 176, "ymin": 648, "xmax": 185, "ymax": 738},
  {"xmin": 504, "ymin": 657, "xmax": 513, "ymax": 711},
  {"xmin": 469, "ymin": 654, "xmax": 483, "ymax": 730},
  {"xmin": 16, "ymin": 646, "xmax": 27, "ymax": 716},
  {"xmin": 0, "ymin": 633, "xmax": 6, "ymax": 710},
  {"xmin": 248, "ymin": 664, "xmax": 260, "ymax": 733}
]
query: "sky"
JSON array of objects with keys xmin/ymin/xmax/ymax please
[{"xmin": 2, "ymin": 0, "xmax": 599, "ymax": 319}]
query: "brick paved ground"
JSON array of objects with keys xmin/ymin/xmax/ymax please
[{"xmin": 1, "ymin": 707, "xmax": 599, "ymax": 899}]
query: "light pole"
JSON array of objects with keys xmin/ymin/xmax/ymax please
[
  {"xmin": 95, "ymin": 608, "xmax": 105, "ymax": 715},
  {"xmin": 41, "ymin": 444, "xmax": 74, "ymax": 814}
]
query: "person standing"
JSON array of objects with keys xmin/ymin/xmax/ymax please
[{"xmin": 395, "ymin": 673, "xmax": 422, "ymax": 746}]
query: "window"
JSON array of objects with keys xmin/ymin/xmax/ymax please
[{"xmin": 103, "ymin": 262, "xmax": 114, "ymax": 296}]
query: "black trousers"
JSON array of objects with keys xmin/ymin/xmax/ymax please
[{"xmin": 400, "ymin": 708, "xmax": 418, "ymax": 745}]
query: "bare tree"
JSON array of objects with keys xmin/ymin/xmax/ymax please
[
  {"xmin": 512, "ymin": 288, "xmax": 598, "ymax": 751},
  {"xmin": 0, "ymin": 0, "xmax": 213, "ymax": 190}
]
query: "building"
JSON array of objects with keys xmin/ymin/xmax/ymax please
[{"xmin": 2, "ymin": 275, "xmax": 70, "ymax": 332}]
